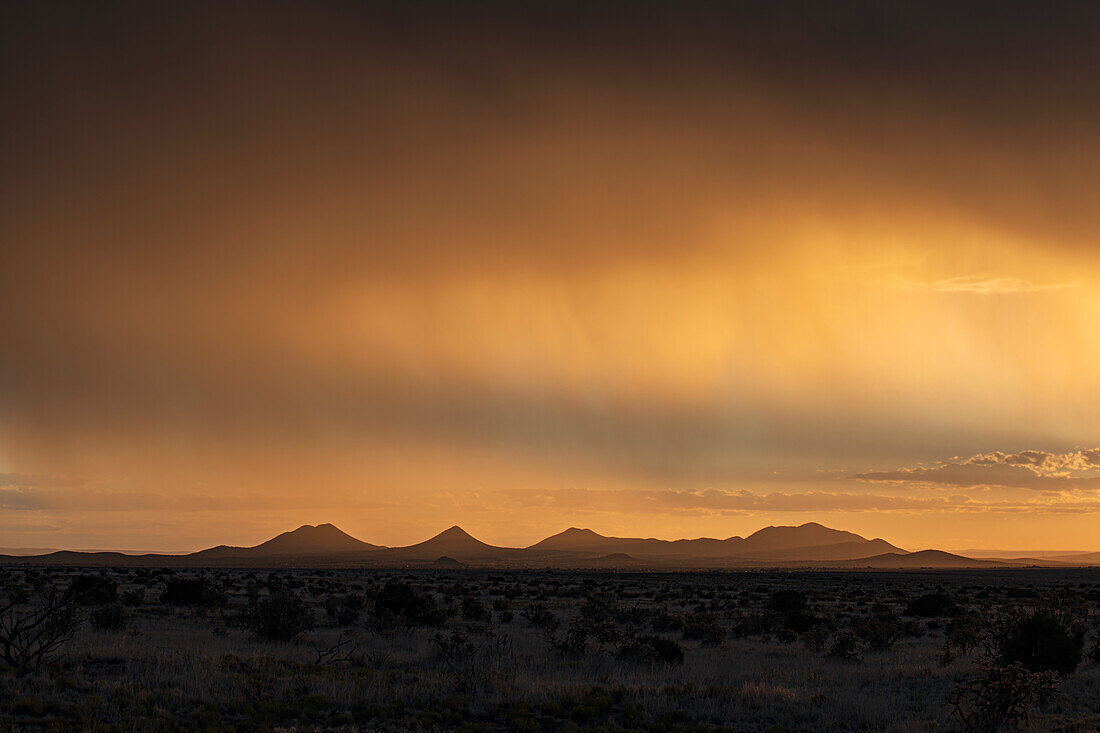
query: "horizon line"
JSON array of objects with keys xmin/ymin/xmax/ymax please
[{"xmin": 6, "ymin": 520, "xmax": 1098, "ymax": 557}]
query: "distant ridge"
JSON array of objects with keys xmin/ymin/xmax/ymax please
[
  {"xmin": 959, "ymin": 548, "xmax": 1095, "ymax": 560},
  {"xmin": 1049, "ymin": 550, "xmax": 1100, "ymax": 565},
  {"xmin": 1, "ymin": 522, "xmax": 1093, "ymax": 569},
  {"xmin": 527, "ymin": 522, "xmax": 905, "ymax": 561},
  {"xmin": 836, "ymin": 549, "xmax": 1006, "ymax": 569},
  {"xmin": 0, "ymin": 547, "xmax": 169, "ymax": 556}
]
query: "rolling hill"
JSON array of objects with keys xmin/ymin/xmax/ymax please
[{"xmin": 1049, "ymin": 551, "xmax": 1100, "ymax": 565}]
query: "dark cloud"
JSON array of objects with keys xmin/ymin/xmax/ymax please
[
  {"xmin": 4, "ymin": 2, "xmax": 1100, "ymax": 280},
  {"xmin": 4, "ymin": 1, "xmax": 1100, "ymax": 425}
]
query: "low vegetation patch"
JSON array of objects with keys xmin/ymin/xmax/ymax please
[
  {"xmin": 236, "ymin": 590, "xmax": 316, "ymax": 641},
  {"xmin": 1, "ymin": 567, "xmax": 1098, "ymax": 730}
]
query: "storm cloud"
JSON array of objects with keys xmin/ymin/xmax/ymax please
[{"xmin": 3, "ymin": 2, "xmax": 1100, "ymax": 550}]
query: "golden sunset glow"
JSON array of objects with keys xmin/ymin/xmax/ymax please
[{"xmin": 3, "ymin": 3, "xmax": 1100, "ymax": 553}]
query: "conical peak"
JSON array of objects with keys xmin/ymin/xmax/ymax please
[
  {"xmin": 249, "ymin": 522, "xmax": 380, "ymax": 554},
  {"xmin": 293, "ymin": 523, "xmax": 340, "ymax": 534},
  {"xmin": 420, "ymin": 526, "xmax": 491, "ymax": 547}
]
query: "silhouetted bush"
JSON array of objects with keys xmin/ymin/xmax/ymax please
[
  {"xmin": 946, "ymin": 661, "xmax": 1060, "ymax": 731},
  {"xmin": 945, "ymin": 614, "xmax": 983, "ymax": 656},
  {"xmin": 65, "ymin": 575, "xmax": 117, "ymax": 606},
  {"xmin": 681, "ymin": 612, "xmax": 725, "ymax": 646},
  {"xmin": 801, "ymin": 625, "xmax": 829, "ymax": 654},
  {"xmin": 461, "ymin": 596, "xmax": 490, "ymax": 623},
  {"xmin": 120, "ymin": 588, "xmax": 145, "ymax": 607},
  {"xmin": 373, "ymin": 582, "xmax": 445, "ymax": 628},
  {"xmin": 941, "ymin": 590, "xmax": 1086, "ymax": 726},
  {"xmin": 430, "ymin": 629, "xmax": 480, "ymax": 692},
  {"xmin": 558, "ymin": 596, "xmax": 623, "ymax": 655},
  {"xmin": 997, "ymin": 612, "xmax": 1085, "ymax": 674},
  {"xmin": 729, "ymin": 615, "xmax": 766, "ymax": 638},
  {"xmin": 826, "ymin": 630, "xmax": 863, "ymax": 661},
  {"xmin": 324, "ymin": 593, "xmax": 365, "ymax": 626},
  {"xmin": 616, "ymin": 604, "xmax": 648, "ymax": 626},
  {"xmin": 1086, "ymin": 636, "xmax": 1100, "ymax": 664},
  {"xmin": 767, "ymin": 590, "xmax": 806, "ymax": 614},
  {"xmin": 855, "ymin": 608, "xmax": 902, "ymax": 651},
  {"xmin": 521, "ymin": 604, "xmax": 559, "ymax": 632},
  {"xmin": 783, "ymin": 610, "xmax": 820, "ymax": 633},
  {"xmin": 977, "ymin": 591, "xmax": 1087, "ymax": 675},
  {"xmin": 650, "ymin": 610, "xmax": 682, "ymax": 633},
  {"xmin": 161, "ymin": 578, "xmax": 227, "ymax": 607},
  {"xmin": 905, "ymin": 592, "xmax": 958, "ymax": 617},
  {"xmin": 0, "ymin": 588, "xmax": 83, "ymax": 671},
  {"xmin": 237, "ymin": 591, "xmax": 316, "ymax": 641},
  {"xmin": 89, "ymin": 603, "xmax": 130, "ymax": 630}
]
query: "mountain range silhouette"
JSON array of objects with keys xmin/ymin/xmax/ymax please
[{"xmin": 3, "ymin": 521, "xmax": 1094, "ymax": 568}]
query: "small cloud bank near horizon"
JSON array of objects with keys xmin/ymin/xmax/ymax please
[{"xmin": 852, "ymin": 448, "xmax": 1100, "ymax": 492}]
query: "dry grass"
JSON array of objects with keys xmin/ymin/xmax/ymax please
[{"xmin": 2, "ymin": 568, "xmax": 1099, "ymax": 731}]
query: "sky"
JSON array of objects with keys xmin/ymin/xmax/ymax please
[{"xmin": 3, "ymin": 1, "xmax": 1100, "ymax": 552}]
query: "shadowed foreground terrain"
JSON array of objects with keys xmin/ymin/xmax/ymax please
[{"xmin": 2, "ymin": 567, "xmax": 1099, "ymax": 731}]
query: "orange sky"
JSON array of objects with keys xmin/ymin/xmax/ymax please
[{"xmin": 3, "ymin": 2, "xmax": 1100, "ymax": 552}]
